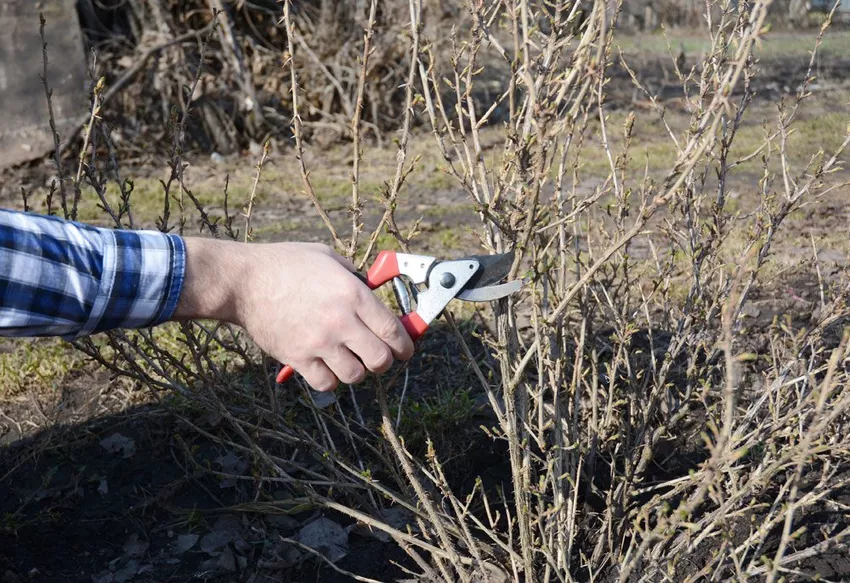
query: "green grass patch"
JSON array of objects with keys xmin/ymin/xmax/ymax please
[
  {"xmin": 391, "ymin": 385, "xmax": 475, "ymax": 454},
  {"xmin": 615, "ymin": 30, "xmax": 850, "ymax": 62},
  {"xmin": 0, "ymin": 338, "xmax": 90, "ymax": 398}
]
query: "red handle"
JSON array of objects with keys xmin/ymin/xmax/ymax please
[
  {"xmin": 400, "ymin": 312, "xmax": 429, "ymax": 342},
  {"xmin": 365, "ymin": 250, "xmax": 400, "ymax": 289},
  {"xmin": 276, "ymin": 365, "xmax": 295, "ymax": 384}
]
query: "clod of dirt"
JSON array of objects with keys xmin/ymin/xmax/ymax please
[
  {"xmin": 296, "ymin": 517, "xmax": 349, "ymax": 563},
  {"xmin": 99, "ymin": 433, "xmax": 136, "ymax": 458},
  {"xmin": 122, "ymin": 534, "xmax": 149, "ymax": 558}
]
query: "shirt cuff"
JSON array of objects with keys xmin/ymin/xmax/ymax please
[{"xmin": 75, "ymin": 229, "xmax": 186, "ymax": 338}]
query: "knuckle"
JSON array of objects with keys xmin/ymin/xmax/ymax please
[
  {"xmin": 314, "ymin": 376, "xmax": 339, "ymax": 392},
  {"xmin": 378, "ymin": 316, "xmax": 403, "ymax": 342},
  {"xmin": 340, "ymin": 363, "xmax": 366, "ymax": 385},
  {"xmin": 368, "ymin": 346, "xmax": 393, "ymax": 373},
  {"xmin": 322, "ymin": 313, "xmax": 348, "ymax": 334}
]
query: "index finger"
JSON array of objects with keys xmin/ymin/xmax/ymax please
[{"xmin": 355, "ymin": 291, "xmax": 415, "ymax": 361}]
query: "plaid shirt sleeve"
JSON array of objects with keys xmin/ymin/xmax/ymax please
[{"xmin": 0, "ymin": 209, "xmax": 186, "ymax": 340}]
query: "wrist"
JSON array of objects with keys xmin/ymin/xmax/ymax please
[{"xmin": 172, "ymin": 237, "xmax": 247, "ymax": 325}]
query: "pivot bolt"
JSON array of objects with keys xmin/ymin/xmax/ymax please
[{"xmin": 440, "ymin": 272, "xmax": 456, "ymax": 288}]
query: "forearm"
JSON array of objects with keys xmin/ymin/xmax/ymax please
[{"xmin": 171, "ymin": 237, "xmax": 246, "ymax": 325}]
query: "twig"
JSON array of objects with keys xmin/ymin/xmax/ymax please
[
  {"xmin": 38, "ymin": 13, "xmax": 69, "ymax": 214},
  {"xmin": 282, "ymin": 0, "xmax": 344, "ymax": 250},
  {"xmin": 279, "ymin": 537, "xmax": 384, "ymax": 583}
]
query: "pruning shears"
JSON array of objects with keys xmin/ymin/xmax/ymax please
[{"xmin": 276, "ymin": 249, "xmax": 526, "ymax": 384}]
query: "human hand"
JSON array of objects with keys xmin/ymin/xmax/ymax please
[{"xmin": 173, "ymin": 239, "xmax": 415, "ymax": 391}]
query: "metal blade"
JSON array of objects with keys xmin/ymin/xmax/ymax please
[
  {"xmin": 460, "ymin": 251, "xmax": 515, "ymax": 290},
  {"xmin": 455, "ymin": 279, "xmax": 526, "ymax": 302}
]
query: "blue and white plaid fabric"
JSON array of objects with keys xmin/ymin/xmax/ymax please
[{"xmin": 0, "ymin": 209, "xmax": 185, "ymax": 340}]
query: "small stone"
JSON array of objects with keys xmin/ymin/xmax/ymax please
[
  {"xmin": 99, "ymin": 434, "xmax": 136, "ymax": 459},
  {"xmin": 740, "ymin": 302, "xmax": 761, "ymax": 319}
]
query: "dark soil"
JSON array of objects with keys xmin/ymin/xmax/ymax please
[
  {"xmin": 0, "ymin": 322, "xmax": 506, "ymax": 583},
  {"xmin": 0, "ymin": 397, "xmax": 415, "ymax": 583}
]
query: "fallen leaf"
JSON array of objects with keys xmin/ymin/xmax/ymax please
[
  {"xmin": 217, "ymin": 546, "xmax": 237, "ymax": 573},
  {"xmin": 296, "ymin": 517, "xmax": 349, "ymax": 563},
  {"xmin": 122, "ymin": 534, "xmax": 149, "ymax": 558},
  {"xmin": 99, "ymin": 434, "xmax": 136, "ymax": 459},
  {"xmin": 97, "ymin": 478, "xmax": 109, "ymax": 495},
  {"xmin": 113, "ymin": 560, "xmax": 139, "ymax": 583},
  {"xmin": 174, "ymin": 534, "xmax": 199, "ymax": 554},
  {"xmin": 200, "ymin": 516, "xmax": 244, "ymax": 555},
  {"xmin": 198, "ymin": 558, "xmax": 219, "ymax": 574},
  {"xmin": 215, "ymin": 453, "xmax": 249, "ymax": 475},
  {"xmin": 300, "ymin": 390, "xmax": 337, "ymax": 409},
  {"xmin": 215, "ymin": 453, "xmax": 249, "ymax": 489}
]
